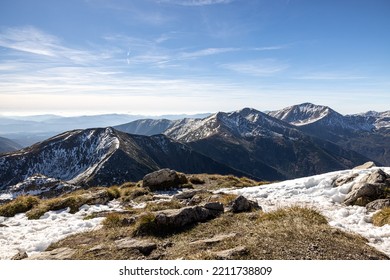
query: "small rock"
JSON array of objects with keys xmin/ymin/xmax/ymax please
[
  {"xmin": 228, "ymin": 195, "xmax": 262, "ymax": 213},
  {"xmin": 332, "ymin": 173, "xmax": 358, "ymax": 187},
  {"xmin": 155, "ymin": 206, "xmax": 215, "ymax": 229},
  {"xmin": 143, "ymin": 169, "xmax": 188, "ymax": 191},
  {"xmin": 115, "ymin": 238, "xmax": 157, "ymax": 256},
  {"xmin": 187, "ymin": 195, "xmax": 202, "ymax": 206},
  {"xmin": 344, "ymin": 169, "xmax": 390, "ymax": 206},
  {"xmin": 214, "ymin": 246, "xmax": 248, "ymax": 260},
  {"xmin": 87, "ymin": 244, "xmax": 105, "ymax": 253},
  {"xmin": 353, "ymin": 161, "xmax": 376, "ymax": 170},
  {"xmin": 0, "ymin": 224, "xmax": 8, "ymax": 227},
  {"xmin": 202, "ymin": 202, "xmax": 224, "ymax": 212},
  {"xmin": 11, "ymin": 251, "xmax": 28, "ymax": 260},
  {"xmin": 174, "ymin": 190, "xmax": 203, "ymax": 200},
  {"xmin": 366, "ymin": 199, "xmax": 390, "ymax": 211},
  {"xmin": 27, "ymin": 247, "xmax": 76, "ymax": 260}
]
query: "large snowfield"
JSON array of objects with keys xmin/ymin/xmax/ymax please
[{"xmin": 0, "ymin": 167, "xmax": 390, "ymax": 259}]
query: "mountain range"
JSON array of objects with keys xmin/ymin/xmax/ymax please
[
  {"xmin": 0, "ymin": 103, "xmax": 388, "ymax": 192},
  {"xmin": 0, "ymin": 113, "xmax": 210, "ymax": 147},
  {"xmin": 116, "ymin": 107, "xmax": 373, "ymax": 180},
  {"xmin": 268, "ymin": 103, "xmax": 390, "ymax": 165},
  {"xmin": 0, "ymin": 127, "xmax": 242, "ymax": 190}
]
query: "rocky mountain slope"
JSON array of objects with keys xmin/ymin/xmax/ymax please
[
  {"xmin": 116, "ymin": 108, "xmax": 372, "ymax": 180},
  {"xmin": 0, "ymin": 128, "xmax": 243, "ymax": 190},
  {"xmin": 268, "ymin": 103, "xmax": 390, "ymax": 165},
  {"xmin": 0, "ymin": 136, "xmax": 22, "ymax": 154}
]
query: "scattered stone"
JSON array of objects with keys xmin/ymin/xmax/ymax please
[
  {"xmin": 228, "ymin": 195, "xmax": 262, "ymax": 213},
  {"xmin": 366, "ymin": 199, "xmax": 390, "ymax": 211},
  {"xmin": 353, "ymin": 161, "xmax": 376, "ymax": 170},
  {"xmin": 27, "ymin": 247, "xmax": 76, "ymax": 260},
  {"xmin": 11, "ymin": 251, "xmax": 28, "ymax": 260},
  {"xmin": 81, "ymin": 189, "xmax": 113, "ymax": 205},
  {"xmin": 214, "ymin": 246, "xmax": 248, "ymax": 260},
  {"xmin": 143, "ymin": 169, "xmax": 188, "ymax": 191},
  {"xmin": 115, "ymin": 238, "xmax": 157, "ymax": 256},
  {"xmin": 190, "ymin": 233, "xmax": 237, "ymax": 245},
  {"xmin": 87, "ymin": 244, "xmax": 106, "ymax": 253},
  {"xmin": 187, "ymin": 195, "xmax": 202, "ymax": 206},
  {"xmin": 202, "ymin": 202, "xmax": 224, "ymax": 212},
  {"xmin": 174, "ymin": 190, "xmax": 203, "ymax": 200},
  {"xmin": 332, "ymin": 173, "xmax": 358, "ymax": 187},
  {"xmin": 344, "ymin": 169, "xmax": 390, "ymax": 206},
  {"xmin": 154, "ymin": 205, "xmax": 220, "ymax": 230}
]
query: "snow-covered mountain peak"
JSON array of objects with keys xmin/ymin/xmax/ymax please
[
  {"xmin": 0, "ymin": 128, "xmax": 121, "ymax": 189},
  {"xmin": 268, "ymin": 102, "xmax": 337, "ymax": 126},
  {"xmin": 164, "ymin": 107, "xmax": 299, "ymax": 142}
]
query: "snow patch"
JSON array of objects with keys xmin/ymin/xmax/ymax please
[
  {"xmin": 0, "ymin": 200, "xmax": 123, "ymax": 259},
  {"xmin": 230, "ymin": 167, "xmax": 390, "ymax": 256}
]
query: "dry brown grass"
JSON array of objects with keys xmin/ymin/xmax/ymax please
[
  {"xmin": 188, "ymin": 174, "xmax": 268, "ymax": 191},
  {"xmin": 372, "ymin": 207, "xmax": 390, "ymax": 227},
  {"xmin": 0, "ymin": 195, "xmax": 40, "ymax": 217},
  {"xmin": 164, "ymin": 206, "xmax": 386, "ymax": 260},
  {"xmin": 144, "ymin": 199, "xmax": 183, "ymax": 212},
  {"xmin": 46, "ymin": 206, "xmax": 388, "ymax": 260}
]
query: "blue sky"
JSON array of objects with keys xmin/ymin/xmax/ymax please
[{"xmin": 0, "ymin": 0, "xmax": 389, "ymax": 116}]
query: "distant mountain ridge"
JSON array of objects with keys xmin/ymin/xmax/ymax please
[
  {"xmin": 268, "ymin": 103, "xmax": 390, "ymax": 165},
  {"xmin": 116, "ymin": 107, "xmax": 373, "ymax": 180},
  {"xmin": 0, "ymin": 136, "xmax": 22, "ymax": 154},
  {"xmin": 1, "ymin": 103, "xmax": 388, "ymax": 192},
  {"xmin": 0, "ymin": 128, "xmax": 244, "ymax": 190},
  {"xmin": 0, "ymin": 113, "xmax": 211, "ymax": 147}
]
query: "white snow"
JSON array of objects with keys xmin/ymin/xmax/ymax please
[
  {"xmin": 0, "ymin": 200, "xmax": 123, "ymax": 260},
  {"xmin": 0, "ymin": 174, "xmax": 80, "ymax": 202},
  {"xmin": 230, "ymin": 167, "xmax": 390, "ymax": 256}
]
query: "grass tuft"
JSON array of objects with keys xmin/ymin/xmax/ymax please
[
  {"xmin": 102, "ymin": 213, "xmax": 124, "ymax": 228},
  {"xmin": 106, "ymin": 186, "xmax": 121, "ymax": 200},
  {"xmin": 132, "ymin": 212, "xmax": 157, "ymax": 236},
  {"xmin": 145, "ymin": 199, "xmax": 183, "ymax": 212},
  {"xmin": 0, "ymin": 195, "xmax": 40, "ymax": 217},
  {"xmin": 372, "ymin": 207, "xmax": 390, "ymax": 227},
  {"xmin": 258, "ymin": 206, "xmax": 328, "ymax": 225}
]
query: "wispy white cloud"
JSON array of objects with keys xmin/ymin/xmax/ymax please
[
  {"xmin": 221, "ymin": 59, "xmax": 289, "ymax": 77},
  {"xmin": 0, "ymin": 26, "xmax": 59, "ymax": 57},
  {"xmin": 0, "ymin": 26, "xmax": 117, "ymax": 65},
  {"xmin": 179, "ymin": 47, "xmax": 238, "ymax": 59}
]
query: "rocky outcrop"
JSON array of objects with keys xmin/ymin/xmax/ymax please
[
  {"xmin": 143, "ymin": 169, "xmax": 188, "ymax": 191},
  {"xmin": 202, "ymin": 202, "xmax": 224, "ymax": 212},
  {"xmin": 11, "ymin": 251, "xmax": 28, "ymax": 260},
  {"xmin": 344, "ymin": 169, "xmax": 390, "ymax": 206},
  {"xmin": 332, "ymin": 173, "xmax": 358, "ymax": 188},
  {"xmin": 115, "ymin": 238, "xmax": 157, "ymax": 256},
  {"xmin": 80, "ymin": 189, "xmax": 114, "ymax": 205},
  {"xmin": 154, "ymin": 205, "xmax": 222, "ymax": 230},
  {"xmin": 27, "ymin": 247, "xmax": 76, "ymax": 260},
  {"xmin": 366, "ymin": 199, "xmax": 390, "ymax": 211},
  {"xmin": 227, "ymin": 195, "xmax": 262, "ymax": 213},
  {"xmin": 353, "ymin": 161, "xmax": 376, "ymax": 170}
]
